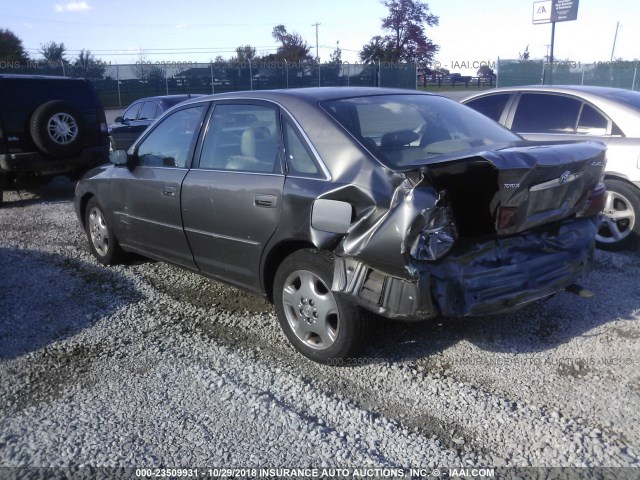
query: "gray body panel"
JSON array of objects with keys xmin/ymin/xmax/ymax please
[
  {"xmin": 75, "ymin": 87, "xmax": 606, "ymax": 320},
  {"xmin": 110, "ymin": 166, "xmax": 196, "ymax": 269},
  {"xmin": 181, "ymin": 169, "xmax": 284, "ymax": 290}
]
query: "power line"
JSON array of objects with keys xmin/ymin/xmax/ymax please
[
  {"xmin": 2, "ymin": 13, "xmax": 315, "ymax": 28},
  {"xmin": 25, "ymin": 46, "xmax": 279, "ymax": 54}
]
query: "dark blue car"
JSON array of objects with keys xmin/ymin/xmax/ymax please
[{"xmin": 109, "ymin": 94, "xmax": 203, "ymax": 151}]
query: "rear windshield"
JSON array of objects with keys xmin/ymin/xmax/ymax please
[{"xmin": 321, "ymin": 94, "xmax": 519, "ymax": 169}]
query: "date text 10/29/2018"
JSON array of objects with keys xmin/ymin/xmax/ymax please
[{"xmin": 134, "ymin": 467, "xmax": 496, "ymax": 478}]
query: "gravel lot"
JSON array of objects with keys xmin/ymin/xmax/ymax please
[{"xmin": 0, "ymin": 178, "xmax": 639, "ymax": 471}]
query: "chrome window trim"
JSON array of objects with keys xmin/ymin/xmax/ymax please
[{"xmin": 188, "ymin": 168, "xmax": 284, "ymax": 178}]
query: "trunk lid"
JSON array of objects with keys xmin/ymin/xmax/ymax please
[{"xmin": 418, "ymin": 140, "xmax": 606, "ymax": 237}]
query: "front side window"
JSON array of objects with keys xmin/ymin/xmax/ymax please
[
  {"xmin": 123, "ymin": 102, "xmax": 142, "ymax": 121},
  {"xmin": 512, "ymin": 94, "xmax": 581, "ymax": 134},
  {"xmin": 198, "ymin": 104, "xmax": 280, "ymax": 173},
  {"xmin": 136, "ymin": 105, "xmax": 206, "ymax": 168},
  {"xmin": 322, "ymin": 94, "xmax": 519, "ymax": 169},
  {"xmin": 465, "ymin": 94, "xmax": 511, "ymax": 122}
]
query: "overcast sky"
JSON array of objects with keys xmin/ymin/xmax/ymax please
[{"xmin": 2, "ymin": 0, "xmax": 639, "ymax": 74}]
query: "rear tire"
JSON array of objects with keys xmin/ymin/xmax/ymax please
[
  {"xmin": 85, "ymin": 197, "xmax": 124, "ymax": 265},
  {"xmin": 596, "ymin": 179, "xmax": 640, "ymax": 251},
  {"xmin": 273, "ymin": 249, "xmax": 366, "ymax": 364}
]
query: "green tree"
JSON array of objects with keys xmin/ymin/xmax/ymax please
[
  {"xmin": 133, "ymin": 57, "xmax": 161, "ymax": 83},
  {"xmin": 360, "ymin": 0, "xmax": 439, "ymax": 64},
  {"xmin": 231, "ymin": 45, "xmax": 257, "ymax": 63},
  {"xmin": 359, "ymin": 35, "xmax": 392, "ymax": 63},
  {"xmin": 329, "ymin": 41, "xmax": 342, "ymax": 65},
  {"xmin": 519, "ymin": 45, "xmax": 530, "ymax": 61},
  {"xmin": 477, "ymin": 65, "xmax": 495, "ymax": 78},
  {"xmin": 40, "ymin": 41, "xmax": 68, "ymax": 64},
  {"xmin": 147, "ymin": 65, "xmax": 167, "ymax": 85},
  {"xmin": 0, "ymin": 28, "xmax": 29, "ymax": 63},
  {"xmin": 270, "ymin": 24, "xmax": 312, "ymax": 62},
  {"xmin": 70, "ymin": 49, "xmax": 105, "ymax": 80},
  {"xmin": 382, "ymin": 0, "xmax": 438, "ymax": 63}
]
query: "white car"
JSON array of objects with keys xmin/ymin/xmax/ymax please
[{"xmin": 463, "ymin": 85, "xmax": 640, "ymax": 250}]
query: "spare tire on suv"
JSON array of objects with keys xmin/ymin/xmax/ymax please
[
  {"xmin": 0, "ymin": 74, "xmax": 109, "ymax": 205},
  {"xmin": 30, "ymin": 100, "xmax": 86, "ymax": 157}
]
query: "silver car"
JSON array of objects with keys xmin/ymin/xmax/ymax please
[
  {"xmin": 463, "ymin": 85, "xmax": 640, "ymax": 250},
  {"xmin": 75, "ymin": 88, "xmax": 605, "ymax": 363}
]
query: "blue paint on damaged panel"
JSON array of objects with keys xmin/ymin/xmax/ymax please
[{"xmin": 425, "ymin": 217, "xmax": 597, "ymax": 317}]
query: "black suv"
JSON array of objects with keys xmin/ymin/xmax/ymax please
[{"xmin": 0, "ymin": 74, "xmax": 109, "ymax": 203}]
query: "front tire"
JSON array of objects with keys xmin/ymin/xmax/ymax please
[
  {"xmin": 273, "ymin": 249, "xmax": 366, "ymax": 364},
  {"xmin": 596, "ymin": 179, "xmax": 640, "ymax": 250},
  {"xmin": 85, "ymin": 197, "xmax": 123, "ymax": 265}
]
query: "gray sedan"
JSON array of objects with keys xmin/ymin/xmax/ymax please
[
  {"xmin": 463, "ymin": 85, "xmax": 640, "ymax": 250},
  {"xmin": 75, "ymin": 87, "xmax": 605, "ymax": 363}
]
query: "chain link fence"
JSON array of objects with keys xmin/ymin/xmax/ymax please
[
  {"xmin": 0, "ymin": 60, "xmax": 417, "ymax": 108},
  {"xmin": 497, "ymin": 59, "xmax": 640, "ymax": 90}
]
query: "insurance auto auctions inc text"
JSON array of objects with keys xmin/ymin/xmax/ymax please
[{"xmin": 200, "ymin": 467, "xmax": 496, "ymax": 478}]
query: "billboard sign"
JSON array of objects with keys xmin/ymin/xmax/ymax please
[
  {"xmin": 533, "ymin": 1, "xmax": 552, "ymax": 24},
  {"xmin": 552, "ymin": 0, "xmax": 579, "ymax": 22},
  {"xmin": 533, "ymin": 0, "xmax": 579, "ymax": 24}
]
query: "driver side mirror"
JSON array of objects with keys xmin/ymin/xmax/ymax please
[
  {"xmin": 114, "ymin": 116, "xmax": 125, "ymax": 123},
  {"xmin": 109, "ymin": 149, "xmax": 129, "ymax": 166}
]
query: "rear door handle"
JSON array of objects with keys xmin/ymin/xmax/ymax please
[
  {"xmin": 254, "ymin": 194, "xmax": 277, "ymax": 208},
  {"xmin": 162, "ymin": 186, "xmax": 177, "ymax": 197}
]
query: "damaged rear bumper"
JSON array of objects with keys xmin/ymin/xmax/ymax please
[{"xmin": 332, "ymin": 217, "xmax": 596, "ymax": 320}]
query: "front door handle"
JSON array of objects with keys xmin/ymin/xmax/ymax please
[
  {"xmin": 254, "ymin": 194, "xmax": 277, "ymax": 208},
  {"xmin": 162, "ymin": 186, "xmax": 177, "ymax": 197}
]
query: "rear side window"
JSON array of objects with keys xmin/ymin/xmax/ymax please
[
  {"xmin": 465, "ymin": 94, "xmax": 510, "ymax": 122},
  {"xmin": 138, "ymin": 102, "xmax": 158, "ymax": 121},
  {"xmin": 283, "ymin": 120, "xmax": 323, "ymax": 178},
  {"xmin": 577, "ymin": 104, "xmax": 608, "ymax": 135},
  {"xmin": 512, "ymin": 94, "xmax": 581, "ymax": 133}
]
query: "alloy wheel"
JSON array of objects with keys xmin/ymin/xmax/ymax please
[{"xmin": 281, "ymin": 269, "xmax": 339, "ymax": 350}]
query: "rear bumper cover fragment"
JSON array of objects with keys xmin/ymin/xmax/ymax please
[{"xmin": 333, "ymin": 217, "xmax": 596, "ymax": 320}]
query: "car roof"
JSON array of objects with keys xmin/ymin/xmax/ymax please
[
  {"xmin": 463, "ymin": 85, "xmax": 640, "ymax": 137},
  {"xmin": 464, "ymin": 84, "xmax": 634, "ymax": 98},
  {"xmin": 130, "ymin": 94, "xmax": 204, "ymax": 105},
  {"xmin": 185, "ymin": 87, "xmax": 437, "ymax": 105},
  {"xmin": 173, "ymin": 87, "xmax": 445, "ymax": 121}
]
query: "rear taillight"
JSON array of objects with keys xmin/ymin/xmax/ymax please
[
  {"xmin": 576, "ymin": 183, "xmax": 606, "ymax": 217},
  {"xmin": 409, "ymin": 201, "xmax": 458, "ymax": 261},
  {"xmin": 497, "ymin": 206, "xmax": 518, "ymax": 230}
]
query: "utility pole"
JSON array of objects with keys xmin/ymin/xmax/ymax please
[
  {"xmin": 611, "ymin": 21, "xmax": 620, "ymax": 61},
  {"xmin": 312, "ymin": 22, "xmax": 321, "ymax": 87},
  {"xmin": 312, "ymin": 22, "xmax": 320, "ymax": 60}
]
